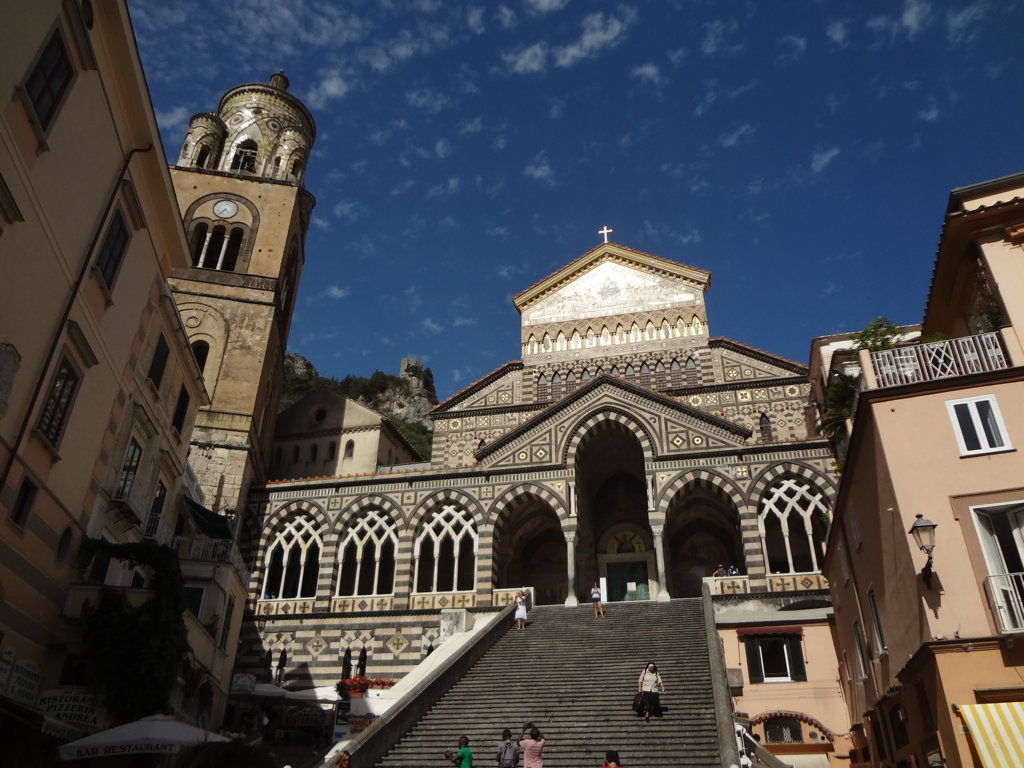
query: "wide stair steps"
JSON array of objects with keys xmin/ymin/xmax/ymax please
[{"xmin": 375, "ymin": 598, "xmax": 722, "ymax": 768}]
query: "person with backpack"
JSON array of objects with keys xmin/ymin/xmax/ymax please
[{"xmin": 496, "ymin": 728, "xmax": 519, "ymax": 767}]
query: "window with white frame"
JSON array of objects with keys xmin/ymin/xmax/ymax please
[
  {"xmin": 743, "ymin": 632, "xmax": 806, "ymax": 683},
  {"xmin": 262, "ymin": 516, "xmax": 321, "ymax": 599},
  {"xmin": 853, "ymin": 619, "xmax": 868, "ymax": 679},
  {"xmin": 947, "ymin": 395, "xmax": 1010, "ymax": 456},
  {"xmin": 868, "ymin": 589, "xmax": 887, "ymax": 655},
  {"xmin": 414, "ymin": 504, "xmax": 477, "ymax": 592},
  {"xmin": 336, "ymin": 508, "xmax": 398, "ymax": 596},
  {"xmin": 114, "ymin": 438, "xmax": 143, "ymax": 499},
  {"xmin": 758, "ymin": 477, "xmax": 829, "ymax": 574}
]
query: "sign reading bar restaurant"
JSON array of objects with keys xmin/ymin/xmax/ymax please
[{"xmin": 65, "ymin": 742, "xmax": 181, "ymax": 759}]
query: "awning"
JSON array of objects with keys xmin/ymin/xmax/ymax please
[
  {"xmin": 959, "ymin": 702, "xmax": 1024, "ymax": 768},
  {"xmin": 736, "ymin": 625, "xmax": 803, "ymax": 636}
]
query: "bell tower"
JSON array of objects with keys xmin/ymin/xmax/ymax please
[{"xmin": 168, "ymin": 71, "xmax": 316, "ymax": 518}]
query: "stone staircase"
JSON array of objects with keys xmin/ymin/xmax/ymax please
[{"xmin": 374, "ymin": 599, "xmax": 723, "ymax": 768}]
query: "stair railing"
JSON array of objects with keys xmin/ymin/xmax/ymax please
[
  {"xmin": 703, "ymin": 583, "xmax": 743, "ymax": 768},
  {"xmin": 348, "ymin": 602, "xmax": 517, "ymax": 768}
]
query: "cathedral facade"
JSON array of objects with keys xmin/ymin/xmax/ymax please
[{"xmin": 240, "ymin": 242, "xmax": 838, "ymax": 689}]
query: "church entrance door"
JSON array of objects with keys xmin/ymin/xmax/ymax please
[{"xmin": 606, "ymin": 559, "xmax": 650, "ymax": 601}]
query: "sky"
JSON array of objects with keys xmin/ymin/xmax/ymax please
[{"xmin": 128, "ymin": 0, "xmax": 1024, "ymax": 401}]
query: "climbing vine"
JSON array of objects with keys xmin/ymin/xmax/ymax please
[{"xmin": 78, "ymin": 539, "xmax": 189, "ymax": 723}]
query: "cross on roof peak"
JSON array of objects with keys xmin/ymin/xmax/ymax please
[{"xmin": 598, "ymin": 225, "xmax": 613, "ymax": 243}]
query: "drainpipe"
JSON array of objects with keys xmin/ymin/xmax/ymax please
[{"xmin": 0, "ymin": 146, "xmax": 154, "ymax": 497}]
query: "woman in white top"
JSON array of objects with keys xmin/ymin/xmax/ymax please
[
  {"xmin": 514, "ymin": 590, "xmax": 527, "ymax": 630},
  {"xmin": 636, "ymin": 662, "xmax": 666, "ymax": 720},
  {"xmin": 591, "ymin": 582, "xmax": 605, "ymax": 618}
]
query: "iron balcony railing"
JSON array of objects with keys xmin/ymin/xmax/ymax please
[
  {"xmin": 870, "ymin": 332, "xmax": 1008, "ymax": 388},
  {"xmin": 984, "ymin": 572, "xmax": 1024, "ymax": 633},
  {"xmin": 170, "ymin": 536, "xmax": 250, "ymax": 585}
]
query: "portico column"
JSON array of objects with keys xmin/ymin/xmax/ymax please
[
  {"xmin": 564, "ymin": 530, "xmax": 579, "ymax": 606},
  {"xmin": 652, "ymin": 524, "xmax": 670, "ymax": 602}
]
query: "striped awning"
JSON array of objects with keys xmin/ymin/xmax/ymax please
[{"xmin": 959, "ymin": 702, "xmax": 1024, "ymax": 768}]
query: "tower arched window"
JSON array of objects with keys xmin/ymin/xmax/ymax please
[
  {"xmin": 344, "ymin": 440, "xmax": 355, "ymax": 459},
  {"xmin": 414, "ymin": 504, "xmax": 477, "ymax": 593},
  {"xmin": 336, "ymin": 509, "xmax": 398, "ymax": 596},
  {"xmin": 758, "ymin": 477, "xmax": 829, "ymax": 574},
  {"xmin": 273, "ymin": 156, "xmax": 281, "ymax": 176},
  {"xmin": 196, "ymin": 146, "xmax": 211, "ymax": 169},
  {"xmin": 191, "ymin": 340, "xmax": 209, "ymax": 373},
  {"xmin": 230, "ymin": 139, "xmax": 258, "ymax": 173},
  {"xmin": 310, "ymin": 443, "xmax": 318, "ymax": 462},
  {"xmin": 199, "ymin": 225, "xmax": 226, "ymax": 269},
  {"xmin": 261, "ymin": 515, "xmax": 321, "ymax": 599},
  {"xmin": 189, "ymin": 223, "xmax": 208, "ymax": 266},
  {"xmin": 290, "ymin": 159, "xmax": 303, "ymax": 180},
  {"xmin": 221, "ymin": 227, "xmax": 244, "ymax": 271}
]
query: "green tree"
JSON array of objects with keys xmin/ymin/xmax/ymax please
[
  {"xmin": 818, "ymin": 373, "xmax": 859, "ymax": 441},
  {"xmin": 851, "ymin": 316, "xmax": 900, "ymax": 352}
]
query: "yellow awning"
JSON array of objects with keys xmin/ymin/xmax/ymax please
[{"xmin": 959, "ymin": 702, "xmax": 1024, "ymax": 768}]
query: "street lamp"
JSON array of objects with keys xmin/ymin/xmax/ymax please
[{"xmin": 909, "ymin": 514, "xmax": 938, "ymax": 588}]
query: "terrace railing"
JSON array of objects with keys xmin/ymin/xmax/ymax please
[{"xmin": 870, "ymin": 332, "xmax": 1007, "ymax": 388}]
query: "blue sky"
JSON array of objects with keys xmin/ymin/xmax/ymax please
[{"xmin": 129, "ymin": 0, "xmax": 1024, "ymax": 400}]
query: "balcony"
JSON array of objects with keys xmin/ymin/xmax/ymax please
[
  {"xmin": 984, "ymin": 573, "xmax": 1024, "ymax": 633},
  {"xmin": 869, "ymin": 332, "xmax": 1008, "ymax": 389},
  {"xmin": 170, "ymin": 536, "xmax": 250, "ymax": 585}
]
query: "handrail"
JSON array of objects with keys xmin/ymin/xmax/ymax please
[{"xmin": 870, "ymin": 332, "xmax": 1007, "ymax": 388}]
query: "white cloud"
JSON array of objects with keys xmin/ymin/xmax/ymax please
[
  {"xmin": 524, "ymin": 152, "xmax": 556, "ymax": 185},
  {"xmin": 554, "ymin": 9, "xmax": 635, "ymax": 68},
  {"xmin": 776, "ymin": 35, "xmax": 807, "ymax": 64},
  {"xmin": 467, "ymin": 7, "xmax": 485, "ymax": 34},
  {"xmin": 422, "ymin": 318, "xmax": 444, "ymax": 335},
  {"xmin": 632, "ymin": 63, "xmax": 662, "ymax": 86},
  {"xmin": 333, "ymin": 200, "xmax": 361, "ymax": 220},
  {"xmin": 311, "ymin": 216, "xmax": 330, "ymax": 230},
  {"xmin": 548, "ymin": 98, "xmax": 566, "ymax": 119},
  {"xmin": 459, "ymin": 116, "xmax": 484, "ymax": 135},
  {"xmin": 323, "ymin": 285, "xmax": 350, "ymax": 300},
  {"xmin": 489, "ymin": 227, "xmax": 509, "ymax": 238},
  {"xmin": 155, "ymin": 105, "xmax": 189, "ymax": 133},
  {"xmin": 947, "ymin": 3, "xmax": 987, "ymax": 44},
  {"xmin": 404, "ymin": 286, "xmax": 423, "ymax": 310},
  {"xmin": 497, "ymin": 262, "xmax": 525, "ymax": 276},
  {"xmin": 405, "ymin": 88, "xmax": 451, "ymax": 113},
  {"xmin": 822, "ymin": 281, "xmax": 841, "ymax": 297},
  {"xmin": 496, "ymin": 5, "xmax": 518, "ymax": 28},
  {"xmin": 701, "ymin": 19, "xmax": 743, "ymax": 56},
  {"xmin": 526, "ymin": 0, "xmax": 570, "ymax": 12},
  {"xmin": 427, "ymin": 177, "xmax": 460, "ymax": 197},
  {"xmin": 452, "ymin": 316, "xmax": 477, "ymax": 327},
  {"xmin": 867, "ymin": 0, "xmax": 933, "ymax": 42},
  {"xmin": 918, "ymin": 102, "xmax": 940, "ymax": 122},
  {"xmin": 667, "ymin": 48, "xmax": 686, "ymax": 66},
  {"xmin": 435, "ymin": 139, "xmax": 451, "ymax": 158},
  {"xmin": 810, "ymin": 146, "xmax": 841, "ymax": 174},
  {"xmin": 306, "ymin": 69, "xmax": 350, "ymax": 109},
  {"xmin": 391, "ymin": 179, "xmax": 415, "ymax": 196},
  {"xmin": 719, "ymin": 123, "xmax": 756, "ymax": 148},
  {"xmin": 826, "ymin": 19, "xmax": 849, "ymax": 47},
  {"xmin": 504, "ymin": 42, "xmax": 548, "ymax": 74}
]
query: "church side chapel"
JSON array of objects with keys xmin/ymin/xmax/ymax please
[{"xmin": 239, "ymin": 241, "xmax": 838, "ymax": 693}]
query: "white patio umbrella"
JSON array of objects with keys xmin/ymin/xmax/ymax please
[{"xmin": 58, "ymin": 714, "xmax": 229, "ymax": 761}]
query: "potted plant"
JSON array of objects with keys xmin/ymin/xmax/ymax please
[
  {"xmin": 370, "ymin": 677, "xmax": 396, "ymax": 689},
  {"xmin": 339, "ymin": 676, "xmax": 372, "ymax": 698}
]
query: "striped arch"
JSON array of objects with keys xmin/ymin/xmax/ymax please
[
  {"xmin": 332, "ymin": 493, "xmax": 406, "ymax": 533},
  {"xmin": 487, "ymin": 483, "xmax": 568, "ymax": 527},
  {"xmin": 257, "ymin": 499, "xmax": 329, "ymax": 601},
  {"xmin": 750, "ymin": 710, "xmax": 835, "ymax": 741},
  {"xmin": 409, "ymin": 488, "xmax": 486, "ymax": 530},
  {"xmin": 563, "ymin": 407, "xmax": 657, "ymax": 465},
  {"xmin": 262, "ymin": 498, "xmax": 329, "ymax": 532},
  {"xmin": 746, "ymin": 462, "xmax": 836, "ymax": 507},
  {"xmin": 656, "ymin": 469, "xmax": 746, "ymax": 515}
]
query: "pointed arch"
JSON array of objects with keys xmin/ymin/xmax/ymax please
[
  {"xmin": 600, "ymin": 326, "xmax": 611, "ymax": 345},
  {"xmin": 563, "ymin": 407, "xmax": 657, "ymax": 466}
]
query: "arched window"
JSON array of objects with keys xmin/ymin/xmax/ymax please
[
  {"xmin": 414, "ymin": 504, "xmax": 477, "ymax": 592},
  {"xmin": 356, "ymin": 647, "xmax": 367, "ymax": 677},
  {"xmin": 291, "ymin": 159, "xmax": 303, "ymax": 179},
  {"xmin": 189, "ymin": 223, "xmax": 208, "ymax": 266},
  {"xmin": 200, "ymin": 225, "xmax": 226, "ymax": 269},
  {"xmin": 630, "ymin": 323, "xmax": 641, "ymax": 342},
  {"xmin": 625, "ymin": 364, "xmax": 635, "ymax": 377},
  {"xmin": 690, "ymin": 316, "xmax": 704, "ymax": 335},
  {"xmin": 610, "ymin": 366, "xmax": 620, "ymax": 376},
  {"xmin": 261, "ymin": 515, "xmax": 321, "ymax": 599},
  {"xmin": 542, "ymin": 334, "xmax": 551, "ymax": 352},
  {"xmin": 191, "ymin": 340, "xmax": 209, "ymax": 373},
  {"xmin": 221, "ymin": 227, "xmax": 244, "ymax": 271},
  {"xmin": 556, "ymin": 332, "xmax": 567, "ymax": 351},
  {"xmin": 327, "ymin": 442, "xmax": 337, "ymax": 460},
  {"xmin": 685, "ymin": 357, "xmax": 698, "ymax": 386},
  {"xmin": 759, "ymin": 478, "xmax": 829, "ymax": 574},
  {"xmin": 230, "ymin": 139, "xmax": 258, "ymax": 173},
  {"xmin": 581, "ymin": 369, "xmax": 591, "ymax": 381},
  {"xmin": 615, "ymin": 325, "xmax": 625, "ymax": 343},
  {"xmin": 344, "ymin": 440, "xmax": 355, "ymax": 459},
  {"xmin": 600, "ymin": 327, "xmax": 611, "ymax": 345},
  {"xmin": 759, "ymin": 413, "xmax": 774, "ymax": 443},
  {"xmin": 661, "ymin": 320, "xmax": 671, "ymax": 338},
  {"xmin": 645, "ymin": 321, "xmax": 656, "ymax": 340},
  {"xmin": 273, "ymin": 156, "xmax": 281, "ymax": 176},
  {"xmin": 310, "ymin": 443, "xmax": 318, "ymax": 462},
  {"xmin": 336, "ymin": 508, "xmax": 398, "ymax": 596},
  {"xmin": 765, "ymin": 716, "xmax": 802, "ymax": 744},
  {"xmin": 196, "ymin": 146, "xmax": 211, "ymax": 169}
]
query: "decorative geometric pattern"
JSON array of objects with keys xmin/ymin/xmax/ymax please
[
  {"xmin": 307, "ymin": 634, "xmax": 328, "ymax": 656},
  {"xmin": 385, "ymin": 631, "xmax": 410, "ymax": 655},
  {"xmin": 758, "ymin": 477, "xmax": 830, "ymax": 574},
  {"xmin": 768, "ymin": 573, "xmax": 829, "ymax": 592}
]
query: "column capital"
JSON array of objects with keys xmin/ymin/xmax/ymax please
[
  {"xmin": 563, "ymin": 530, "xmax": 577, "ymax": 545},
  {"xmin": 651, "ymin": 524, "xmax": 665, "ymax": 537}
]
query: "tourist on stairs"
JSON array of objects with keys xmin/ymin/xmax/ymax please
[
  {"xmin": 496, "ymin": 728, "xmax": 519, "ymax": 768},
  {"xmin": 518, "ymin": 722, "xmax": 545, "ymax": 767},
  {"xmin": 636, "ymin": 662, "xmax": 666, "ymax": 720},
  {"xmin": 445, "ymin": 735, "xmax": 472, "ymax": 768},
  {"xmin": 514, "ymin": 590, "xmax": 528, "ymax": 630},
  {"xmin": 591, "ymin": 582, "xmax": 605, "ymax": 617},
  {"xmin": 601, "ymin": 750, "xmax": 623, "ymax": 766}
]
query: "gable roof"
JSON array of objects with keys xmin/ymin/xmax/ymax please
[
  {"xmin": 475, "ymin": 373, "xmax": 751, "ymax": 461},
  {"xmin": 512, "ymin": 241, "xmax": 711, "ymax": 314},
  {"xmin": 430, "ymin": 361, "xmax": 523, "ymax": 414},
  {"xmin": 709, "ymin": 337, "xmax": 808, "ymax": 374}
]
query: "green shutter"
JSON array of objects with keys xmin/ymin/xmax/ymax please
[
  {"xmin": 787, "ymin": 635, "xmax": 806, "ymax": 681},
  {"xmin": 745, "ymin": 638, "xmax": 764, "ymax": 683}
]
